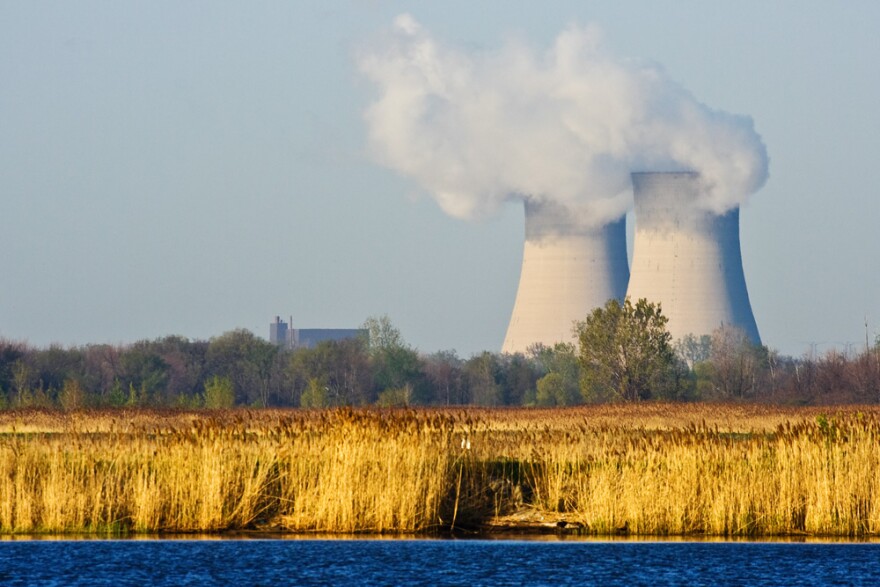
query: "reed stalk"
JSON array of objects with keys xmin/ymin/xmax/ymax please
[{"xmin": 1, "ymin": 405, "xmax": 879, "ymax": 536}]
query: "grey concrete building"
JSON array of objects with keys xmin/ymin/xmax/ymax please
[
  {"xmin": 269, "ymin": 316, "xmax": 366, "ymax": 349},
  {"xmin": 269, "ymin": 316, "xmax": 289, "ymax": 346},
  {"xmin": 502, "ymin": 200, "xmax": 630, "ymax": 354},
  {"xmin": 626, "ymin": 171, "xmax": 761, "ymax": 344}
]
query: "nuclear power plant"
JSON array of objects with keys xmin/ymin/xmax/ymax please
[
  {"xmin": 360, "ymin": 17, "xmax": 769, "ymax": 354},
  {"xmin": 502, "ymin": 172, "xmax": 761, "ymax": 353},
  {"xmin": 626, "ymin": 171, "xmax": 761, "ymax": 344},
  {"xmin": 501, "ymin": 200, "xmax": 630, "ymax": 354}
]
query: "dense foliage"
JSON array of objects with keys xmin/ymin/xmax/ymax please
[
  {"xmin": 576, "ymin": 298, "xmax": 677, "ymax": 402},
  {"xmin": 1, "ymin": 310, "xmax": 879, "ymax": 409}
]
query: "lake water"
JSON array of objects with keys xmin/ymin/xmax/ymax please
[{"xmin": 1, "ymin": 537, "xmax": 878, "ymax": 586}]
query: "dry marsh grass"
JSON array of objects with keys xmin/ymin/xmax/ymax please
[{"xmin": 1, "ymin": 404, "xmax": 879, "ymax": 536}]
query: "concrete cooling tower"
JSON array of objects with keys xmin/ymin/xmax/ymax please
[
  {"xmin": 502, "ymin": 200, "xmax": 630, "ymax": 354},
  {"xmin": 626, "ymin": 172, "xmax": 761, "ymax": 344}
]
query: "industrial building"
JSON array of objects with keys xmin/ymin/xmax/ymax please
[
  {"xmin": 502, "ymin": 172, "xmax": 761, "ymax": 353},
  {"xmin": 626, "ymin": 171, "xmax": 761, "ymax": 344},
  {"xmin": 501, "ymin": 200, "xmax": 630, "ymax": 354},
  {"xmin": 269, "ymin": 316, "xmax": 367, "ymax": 350}
]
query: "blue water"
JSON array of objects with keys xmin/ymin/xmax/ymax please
[{"xmin": 0, "ymin": 538, "xmax": 878, "ymax": 586}]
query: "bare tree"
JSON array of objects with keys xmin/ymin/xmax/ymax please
[{"xmin": 706, "ymin": 325, "xmax": 767, "ymax": 399}]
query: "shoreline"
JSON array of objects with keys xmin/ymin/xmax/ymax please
[{"xmin": 2, "ymin": 527, "xmax": 879, "ymax": 542}]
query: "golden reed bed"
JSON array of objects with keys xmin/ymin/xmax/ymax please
[{"xmin": 1, "ymin": 404, "xmax": 879, "ymax": 537}]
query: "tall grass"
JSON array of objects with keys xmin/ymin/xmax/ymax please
[{"xmin": 1, "ymin": 405, "xmax": 879, "ymax": 536}]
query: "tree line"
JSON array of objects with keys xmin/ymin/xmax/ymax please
[{"xmin": 1, "ymin": 306, "xmax": 879, "ymax": 410}]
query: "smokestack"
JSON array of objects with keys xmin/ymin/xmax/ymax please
[
  {"xmin": 502, "ymin": 200, "xmax": 629, "ymax": 354},
  {"xmin": 626, "ymin": 172, "xmax": 761, "ymax": 344}
]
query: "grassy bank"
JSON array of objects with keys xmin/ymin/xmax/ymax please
[{"xmin": 1, "ymin": 405, "xmax": 879, "ymax": 536}]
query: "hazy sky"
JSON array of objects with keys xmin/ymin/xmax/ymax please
[{"xmin": 2, "ymin": 1, "xmax": 879, "ymax": 358}]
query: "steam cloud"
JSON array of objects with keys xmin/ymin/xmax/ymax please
[{"xmin": 358, "ymin": 14, "xmax": 768, "ymax": 224}]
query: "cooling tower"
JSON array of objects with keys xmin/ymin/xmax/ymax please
[
  {"xmin": 626, "ymin": 172, "xmax": 761, "ymax": 344},
  {"xmin": 502, "ymin": 200, "xmax": 629, "ymax": 354}
]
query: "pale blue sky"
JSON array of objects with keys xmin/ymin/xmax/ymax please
[{"xmin": 1, "ymin": 1, "xmax": 878, "ymax": 357}]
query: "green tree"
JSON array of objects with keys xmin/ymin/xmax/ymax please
[
  {"xmin": 119, "ymin": 344, "xmax": 169, "ymax": 403},
  {"xmin": 202, "ymin": 375, "xmax": 236, "ymax": 409},
  {"xmin": 362, "ymin": 314, "xmax": 403, "ymax": 350},
  {"xmin": 126, "ymin": 382, "xmax": 143, "ymax": 407},
  {"xmin": 299, "ymin": 376, "xmax": 330, "ymax": 408},
  {"xmin": 58, "ymin": 379, "xmax": 86, "ymax": 411},
  {"xmin": 576, "ymin": 298, "xmax": 676, "ymax": 402},
  {"xmin": 376, "ymin": 384, "xmax": 413, "ymax": 407},
  {"xmin": 0, "ymin": 339, "xmax": 28, "ymax": 399},
  {"xmin": 149, "ymin": 336, "xmax": 209, "ymax": 404},
  {"xmin": 206, "ymin": 329, "xmax": 279, "ymax": 407},
  {"xmin": 107, "ymin": 379, "xmax": 127, "ymax": 407},
  {"xmin": 497, "ymin": 353, "xmax": 540, "ymax": 406},
  {"xmin": 535, "ymin": 373, "xmax": 567, "ymax": 406},
  {"xmin": 531, "ymin": 342, "xmax": 581, "ymax": 406},
  {"xmin": 463, "ymin": 352, "xmax": 501, "ymax": 406},
  {"xmin": 289, "ymin": 339, "xmax": 373, "ymax": 406},
  {"xmin": 11, "ymin": 359, "xmax": 34, "ymax": 407},
  {"xmin": 362, "ymin": 315, "xmax": 425, "ymax": 399},
  {"xmin": 30, "ymin": 345, "xmax": 86, "ymax": 401}
]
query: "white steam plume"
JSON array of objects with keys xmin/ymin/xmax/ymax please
[{"xmin": 358, "ymin": 15, "xmax": 768, "ymax": 224}]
